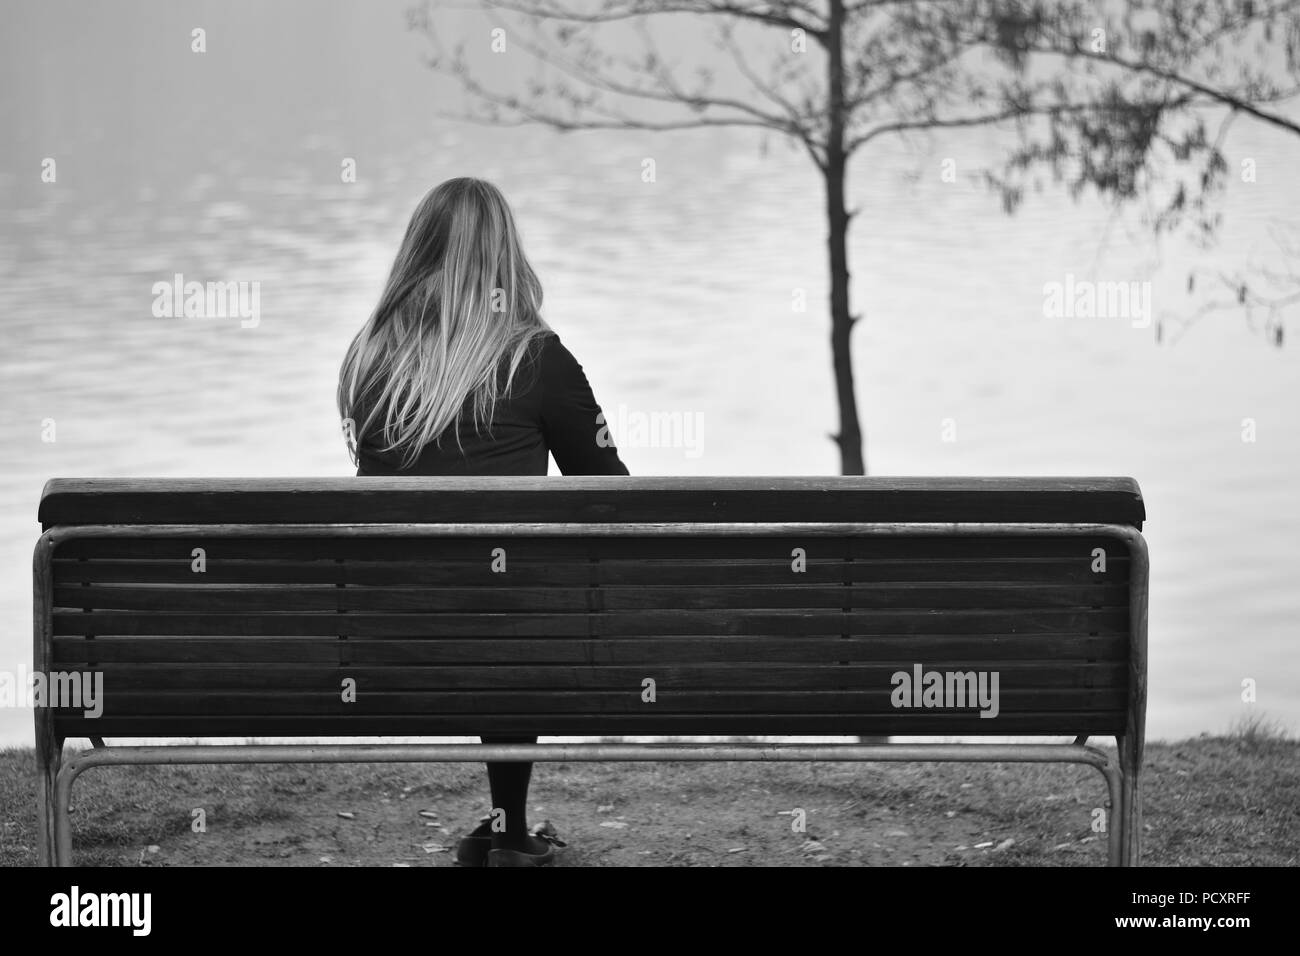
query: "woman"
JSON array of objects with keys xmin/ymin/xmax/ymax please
[{"xmin": 337, "ymin": 177, "xmax": 628, "ymax": 867}]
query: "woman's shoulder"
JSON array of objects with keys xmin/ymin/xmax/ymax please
[
  {"xmin": 532, "ymin": 330, "xmax": 586, "ymax": 375},
  {"xmin": 517, "ymin": 329, "xmax": 576, "ymax": 383},
  {"xmin": 534, "ymin": 328, "xmax": 564, "ymax": 355}
]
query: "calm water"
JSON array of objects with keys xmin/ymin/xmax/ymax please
[{"xmin": 2, "ymin": 1, "xmax": 1298, "ymax": 745}]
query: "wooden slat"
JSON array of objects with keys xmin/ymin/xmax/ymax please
[
  {"xmin": 38, "ymin": 476, "xmax": 1145, "ymax": 528},
  {"xmin": 54, "ymin": 607, "xmax": 1131, "ymax": 636},
  {"xmin": 51, "ymin": 535, "xmax": 1131, "ymax": 562},
  {"xmin": 52, "ymin": 557, "xmax": 1130, "ymax": 586},
  {"xmin": 77, "ymin": 689, "xmax": 1127, "ymax": 715},
  {"xmin": 51, "ymin": 634, "xmax": 1130, "ymax": 664},
  {"xmin": 64, "ymin": 663, "xmax": 1128, "ymax": 690},
  {"xmin": 51, "ymin": 713, "xmax": 1128, "ymax": 736},
  {"xmin": 53, "ymin": 583, "xmax": 1131, "ymax": 613}
]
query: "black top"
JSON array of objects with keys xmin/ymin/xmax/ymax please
[{"xmin": 356, "ymin": 332, "xmax": 630, "ymax": 477}]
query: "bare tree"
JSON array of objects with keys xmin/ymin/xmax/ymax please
[
  {"xmin": 1168, "ymin": 222, "xmax": 1298, "ymax": 345},
  {"xmin": 410, "ymin": 0, "xmax": 1300, "ymax": 474}
]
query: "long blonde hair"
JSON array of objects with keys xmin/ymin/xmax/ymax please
[{"xmin": 337, "ymin": 177, "xmax": 550, "ymax": 466}]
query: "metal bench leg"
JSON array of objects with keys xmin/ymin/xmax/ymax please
[
  {"xmin": 1118, "ymin": 734, "xmax": 1142, "ymax": 866},
  {"xmin": 35, "ymin": 736, "xmax": 61, "ymax": 866},
  {"xmin": 51, "ymin": 751, "xmax": 87, "ymax": 867},
  {"xmin": 1099, "ymin": 752, "xmax": 1124, "ymax": 867},
  {"xmin": 33, "ymin": 532, "xmax": 62, "ymax": 866}
]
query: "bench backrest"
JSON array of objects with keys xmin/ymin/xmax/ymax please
[{"xmin": 35, "ymin": 477, "xmax": 1147, "ymax": 740}]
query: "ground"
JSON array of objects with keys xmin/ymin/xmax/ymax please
[{"xmin": 1, "ymin": 732, "xmax": 1295, "ymax": 866}]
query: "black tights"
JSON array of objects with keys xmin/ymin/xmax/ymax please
[{"xmin": 481, "ymin": 736, "xmax": 536, "ymax": 839}]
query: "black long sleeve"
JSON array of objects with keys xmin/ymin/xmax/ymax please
[{"xmin": 539, "ymin": 335, "xmax": 630, "ymax": 476}]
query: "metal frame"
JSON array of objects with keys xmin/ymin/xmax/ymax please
[{"xmin": 33, "ymin": 520, "xmax": 1148, "ymax": 868}]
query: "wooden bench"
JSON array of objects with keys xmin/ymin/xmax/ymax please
[{"xmin": 34, "ymin": 476, "xmax": 1148, "ymax": 866}]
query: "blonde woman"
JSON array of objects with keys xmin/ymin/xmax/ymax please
[{"xmin": 338, "ymin": 177, "xmax": 628, "ymax": 866}]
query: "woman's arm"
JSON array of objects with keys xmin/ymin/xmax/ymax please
[{"xmin": 539, "ymin": 334, "xmax": 630, "ymax": 476}]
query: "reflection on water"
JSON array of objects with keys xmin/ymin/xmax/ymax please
[{"xmin": 1, "ymin": 0, "xmax": 1298, "ymax": 745}]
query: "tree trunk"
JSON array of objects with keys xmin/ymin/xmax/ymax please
[
  {"xmin": 825, "ymin": 0, "xmax": 865, "ymax": 477},
  {"xmin": 825, "ymin": 159, "xmax": 863, "ymax": 476},
  {"xmin": 827, "ymin": 0, "xmax": 882, "ymax": 746}
]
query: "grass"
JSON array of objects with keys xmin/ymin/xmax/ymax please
[{"xmin": 1, "ymin": 728, "xmax": 1296, "ymax": 867}]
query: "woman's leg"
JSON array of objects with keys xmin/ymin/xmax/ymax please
[{"xmin": 480, "ymin": 735, "xmax": 536, "ymax": 848}]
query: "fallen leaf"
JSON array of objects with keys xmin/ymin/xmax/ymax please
[
  {"xmin": 993, "ymin": 838, "xmax": 1015, "ymax": 852},
  {"xmin": 422, "ymin": 843, "xmax": 449, "ymax": 854},
  {"xmin": 974, "ymin": 841, "xmax": 994, "ymax": 849},
  {"xmin": 727, "ymin": 847, "xmax": 747, "ymax": 854},
  {"xmin": 337, "ymin": 811, "xmax": 355, "ymax": 820},
  {"xmin": 417, "ymin": 809, "xmax": 438, "ymax": 820},
  {"xmin": 146, "ymin": 845, "xmax": 160, "ymax": 854},
  {"xmin": 530, "ymin": 820, "xmax": 567, "ymax": 847}
]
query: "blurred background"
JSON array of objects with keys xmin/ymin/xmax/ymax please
[{"xmin": 1, "ymin": 0, "xmax": 1297, "ymax": 746}]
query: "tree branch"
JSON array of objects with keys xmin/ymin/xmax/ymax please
[
  {"xmin": 1023, "ymin": 41, "xmax": 1300, "ymax": 137},
  {"xmin": 472, "ymin": 0, "xmax": 829, "ymax": 39}
]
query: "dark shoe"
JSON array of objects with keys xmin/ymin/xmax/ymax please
[
  {"xmin": 454, "ymin": 817, "xmax": 493, "ymax": 868},
  {"xmin": 486, "ymin": 822, "xmax": 566, "ymax": 868},
  {"xmin": 487, "ymin": 840, "xmax": 556, "ymax": 867}
]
